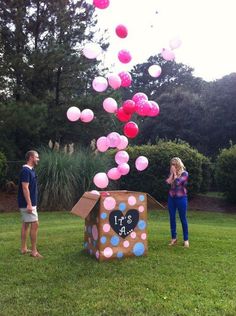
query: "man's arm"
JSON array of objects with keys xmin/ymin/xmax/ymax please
[{"xmin": 22, "ymin": 182, "xmax": 33, "ymax": 213}]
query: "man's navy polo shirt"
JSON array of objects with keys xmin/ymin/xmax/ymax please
[{"xmin": 17, "ymin": 166, "xmax": 38, "ymax": 208}]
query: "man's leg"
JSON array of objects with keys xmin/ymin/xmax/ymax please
[
  {"xmin": 30, "ymin": 221, "xmax": 42, "ymax": 257},
  {"xmin": 21, "ymin": 222, "xmax": 30, "ymax": 253}
]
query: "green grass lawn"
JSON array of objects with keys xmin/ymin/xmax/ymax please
[{"xmin": 0, "ymin": 210, "xmax": 236, "ymax": 316}]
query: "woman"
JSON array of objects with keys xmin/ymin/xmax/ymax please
[{"xmin": 166, "ymin": 157, "xmax": 189, "ymax": 248}]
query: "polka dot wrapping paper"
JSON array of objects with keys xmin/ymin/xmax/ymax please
[{"xmin": 71, "ymin": 191, "xmax": 157, "ymax": 261}]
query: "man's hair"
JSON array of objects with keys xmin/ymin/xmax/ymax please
[{"xmin": 25, "ymin": 150, "xmax": 38, "ymax": 162}]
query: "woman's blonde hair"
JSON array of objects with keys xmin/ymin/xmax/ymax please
[{"xmin": 170, "ymin": 157, "xmax": 185, "ymax": 175}]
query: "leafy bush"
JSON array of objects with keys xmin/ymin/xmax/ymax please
[
  {"xmin": 0, "ymin": 151, "xmax": 7, "ymax": 187},
  {"xmin": 215, "ymin": 145, "xmax": 236, "ymax": 202},
  {"xmin": 37, "ymin": 148, "xmax": 112, "ymax": 211},
  {"xmin": 115, "ymin": 141, "xmax": 211, "ymax": 201}
]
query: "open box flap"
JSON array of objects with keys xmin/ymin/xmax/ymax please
[
  {"xmin": 71, "ymin": 192, "xmax": 100, "ymax": 219},
  {"xmin": 147, "ymin": 194, "xmax": 165, "ymax": 210}
]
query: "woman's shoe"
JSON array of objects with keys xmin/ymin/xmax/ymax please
[
  {"xmin": 184, "ymin": 240, "xmax": 189, "ymax": 248},
  {"xmin": 168, "ymin": 239, "xmax": 177, "ymax": 246}
]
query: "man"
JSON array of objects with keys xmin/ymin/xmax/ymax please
[{"xmin": 17, "ymin": 150, "xmax": 43, "ymax": 258}]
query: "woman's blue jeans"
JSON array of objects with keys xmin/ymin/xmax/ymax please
[{"xmin": 168, "ymin": 195, "xmax": 188, "ymax": 241}]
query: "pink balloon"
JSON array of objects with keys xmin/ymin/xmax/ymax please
[
  {"xmin": 122, "ymin": 99, "xmax": 136, "ymax": 114},
  {"xmin": 92, "ymin": 76, "xmax": 108, "ymax": 92},
  {"xmin": 93, "ymin": 0, "xmax": 110, "ymax": 9},
  {"xmin": 169, "ymin": 38, "xmax": 182, "ymax": 50},
  {"xmin": 132, "ymin": 92, "xmax": 148, "ymax": 104},
  {"xmin": 80, "ymin": 109, "xmax": 94, "ymax": 123},
  {"xmin": 107, "ymin": 73, "xmax": 121, "ymax": 90},
  {"xmin": 118, "ymin": 71, "xmax": 132, "ymax": 87},
  {"xmin": 107, "ymin": 167, "xmax": 121, "ymax": 180},
  {"xmin": 148, "ymin": 65, "xmax": 162, "ymax": 78},
  {"xmin": 118, "ymin": 49, "xmax": 132, "ymax": 64},
  {"xmin": 148, "ymin": 101, "xmax": 160, "ymax": 117},
  {"xmin": 117, "ymin": 135, "xmax": 129, "ymax": 150},
  {"xmin": 103, "ymin": 97, "xmax": 118, "ymax": 113},
  {"xmin": 83, "ymin": 43, "xmax": 101, "ymax": 59},
  {"xmin": 136, "ymin": 100, "xmax": 152, "ymax": 116},
  {"xmin": 135, "ymin": 156, "xmax": 149, "ymax": 171},
  {"xmin": 107, "ymin": 132, "xmax": 121, "ymax": 148},
  {"xmin": 123, "ymin": 121, "xmax": 139, "ymax": 139},
  {"xmin": 117, "ymin": 163, "xmax": 130, "ymax": 175},
  {"xmin": 93, "ymin": 172, "xmax": 109, "ymax": 189},
  {"xmin": 90, "ymin": 190, "xmax": 100, "ymax": 195},
  {"xmin": 66, "ymin": 106, "xmax": 81, "ymax": 122},
  {"xmin": 116, "ymin": 107, "xmax": 132, "ymax": 122},
  {"xmin": 115, "ymin": 24, "xmax": 128, "ymax": 38},
  {"xmin": 161, "ymin": 48, "xmax": 175, "ymax": 61},
  {"xmin": 96, "ymin": 136, "xmax": 110, "ymax": 152},
  {"xmin": 115, "ymin": 150, "xmax": 129, "ymax": 165}
]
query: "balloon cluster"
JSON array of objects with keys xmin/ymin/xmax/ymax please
[
  {"xmin": 67, "ymin": 106, "xmax": 94, "ymax": 123},
  {"xmin": 66, "ymin": 1, "xmax": 182, "ymax": 189}
]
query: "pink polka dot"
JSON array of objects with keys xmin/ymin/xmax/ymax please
[
  {"xmin": 96, "ymin": 250, "xmax": 100, "ymax": 259},
  {"xmin": 141, "ymin": 233, "xmax": 147, "ymax": 240},
  {"xmin": 103, "ymin": 247, "xmax": 113, "ymax": 258},
  {"xmin": 92, "ymin": 225, "xmax": 98, "ymax": 241},
  {"xmin": 139, "ymin": 205, "xmax": 145, "ymax": 212},
  {"xmin": 123, "ymin": 240, "xmax": 130, "ymax": 248},
  {"xmin": 88, "ymin": 237, "xmax": 91, "ymax": 243},
  {"xmin": 103, "ymin": 223, "xmax": 111, "ymax": 233},
  {"xmin": 131, "ymin": 232, "xmax": 136, "ymax": 239},
  {"xmin": 128, "ymin": 196, "xmax": 137, "ymax": 206},
  {"xmin": 103, "ymin": 197, "xmax": 116, "ymax": 210}
]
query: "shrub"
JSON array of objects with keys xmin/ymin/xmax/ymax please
[
  {"xmin": 215, "ymin": 145, "xmax": 236, "ymax": 202},
  {"xmin": 115, "ymin": 140, "xmax": 211, "ymax": 201},
  {"xmin": 0, "ymin": 151, "xmax": 7, "ymax": 187},
  {"xmin": 37, "ymin": 148, "xmax": 112, "ymax": 211}
]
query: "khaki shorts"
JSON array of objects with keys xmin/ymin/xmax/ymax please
[{"xmin": 20, "ymin": 207, "xmax": 38, "ymax": 223}]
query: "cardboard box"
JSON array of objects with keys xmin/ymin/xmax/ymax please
[{"xmin": 71, "ymin": 190, "xmax": 160, "ymax": 261}]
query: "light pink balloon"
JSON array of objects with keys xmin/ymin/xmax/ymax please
[
  {"xmin": 103, "ymin": 97, "xmax": 118, "ymax": 113},
  {"xmin": 107, "ymin": 167, "xmax": 121, "ymax": 180},
  {"xmin": 115, "ymin": 150, "xmax": 129, "ymax": 165},
  {"xmin": 93, "ymin": 172, "xmax": 109, "ymax": 189},
  {"xmin": 107, "ymin": 73, "xmax": 121, "ymax": 90},
  {"xmin": 117, "ymin": 135, "xmax": 129, "ymax": 150},
  {"xmin": 118, "ymin": 71, "xmax": 132, "ymax": 87},
  {"xmin": 90, "ymin": 190, "xmax": 100, "ymax": 195},
  {"xmin": 115, "ymin": 24, "xmax": 128, "ymax": 38},
  {"xmin": 132, "ymin": 92, "xmax": 148, "ymax": 104},
  {"xmin": 148, "ymin": 65, "xmax": 162, "ymax": 78},
  {"xmin": 83, "ymin": 43, "xmax": 101, "ymax": 59},
  {"xmin": 66, "ymin": 106, "xmax": 81, "ymax": 122},
  {"xmin": 80, "ymin": 109, "xmax": 94, "ymax": 123},
  {"xmin": 117, "ymin": 163, "xmax": 130, "ymax": 175},
  {"xmin": 169, "ymin": 38, "xmax": 182, "ymax": 50},
  {"xmin": 92, "ymin": 76, "xmax": 108, "ymax": 92},
  {"xmin": 118, "ymin": 49, "xmax": 132, "ymax": 64},
  {"xmin": 93, "ymin": 0, "xmax": 110, "ymax": 9},
  {"xmin": 135, "ymin": 156, "xmax": 149, "ymax": 171},
  {"xmin": 161, "ymin": 48, "xmax": 175, "ymax": 61},
  {"xmin": 96, "ymin": 136, "xmax": 110, "ymax": 152},
  {"xmin": 107, "ymin": 132, "xmax": 121, "ymax": 148},
  {"xmin": 148, "ymin": 101, "xmax": 160, "ymax": 117}
]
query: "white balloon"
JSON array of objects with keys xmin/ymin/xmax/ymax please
[
  {"xmin": 83, "ymin": 42, "xmax": 102, "ymax": 59},
  {"xmin": 169, "ymin": 38, "xmax": 182, "ymax": 50},
  {"xmin": 148, "ymin": 65, "xmax": 162, "ymax": 78},
  {"xmin": 92, "ymin": 76, "xmax": 108, "ymax": 92}
]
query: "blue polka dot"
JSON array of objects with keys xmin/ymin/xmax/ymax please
[
  {"xmin": 133, "ymin": 242, "xmax": 145, "ymax": 256},
  {"xmin": 119, "ymin": 202, "xmax": 126, "ymax": 212},
  {"xmin": 93, "ymin": 241, "xmax": 97, "ymax": 247},
  {"xmin": 110, "ymin": 235, "xmax": 120, "ymax": 246},
  {"xmin": 89, "ymin": 249, "xmax": 93, "ymax": 255},
  {"xmin": 117, "ymin": 251, "xmax": 124, "ymax": 258},
  {"xmin": 139, "ymin": 195, "xmax": 145, "ymax": 202},
  {"xmin": 101, "ymin": 212, "xmax": 107, "ymax": 219},
  {"xmin": 87, "ymin": 226, "xmax": 92, "ymax": 234},
  {"xmin": 84, "ymin": 242, "xmax": 88, "ymax": 249},
  {"xmin": 138, "ymin": 220, "xmax": 146, "ymax": 230},
  {"xmin": 100, "ymin": 236, "xmax": 107, "ymax": 244}
]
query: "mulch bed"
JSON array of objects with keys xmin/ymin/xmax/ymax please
[{"xmin": 0, "ymin": 191, "xmax": 236, "ymax": 213}]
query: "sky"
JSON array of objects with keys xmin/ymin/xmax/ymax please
[{"xmin": 89, "ymin": 0, "xmax": 236, "ymax": 81}]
